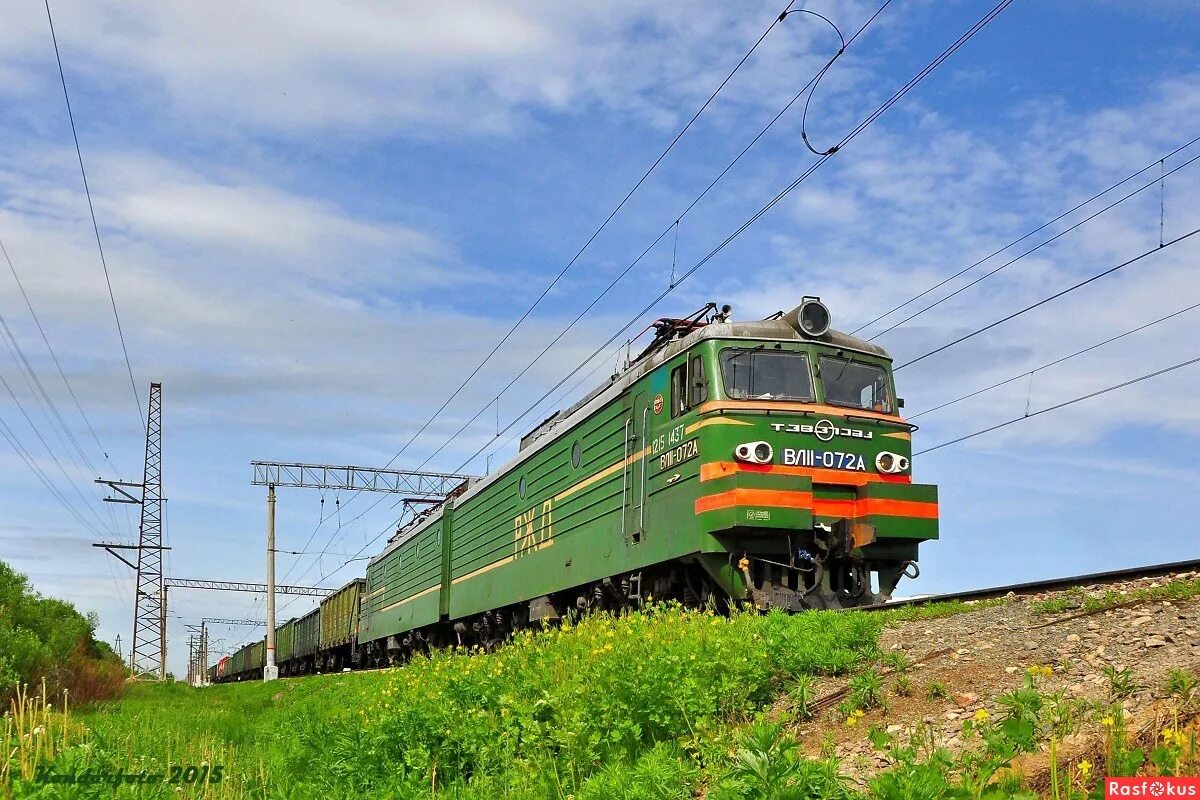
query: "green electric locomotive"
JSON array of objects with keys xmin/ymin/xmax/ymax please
[{"xmin": 218, "ymin": 297, "xmax": 938, "ymax": 679}]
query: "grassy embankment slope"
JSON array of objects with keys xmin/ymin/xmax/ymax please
[
  {"xmin": 14, "ymin": 606, "xmax": 878, "ymax": 799},
  {"xmin": 6, "ymin": 583, "xmax": 1199, "ymax": 799}
]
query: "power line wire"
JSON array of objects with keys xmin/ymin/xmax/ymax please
[
  {"xmin": 0, "ymin": 296, "xmax": 102, "ymax": 481},
  {"xmin": 866, "ymin": 147, "xmax": 1200, "ymax": 340},
  {"xmin": 908, "ymin": 299, "xmax": 1200, "ymax": 419},
  {"xmin": 895, "ymin": 226, "xmax": 1200, "ymax": 372},
  {"xmin": 0, "ymin": 367, "xmax": 116, "ymax": 535},
  {"xmin": 1, "ymin": 239, "xmax": 117, "ymax": 471},
  {"xmin": 44, "ymin": 0, "xmax": 142, "ymax": 429},
  {"xmin": 850, "ymin": 134, "xmax": 1200, "ymax": 337},
  {"xmin": 305, "ymin": 0, "xmax": 1016, "ymax": 587},
  {"xmin": 283, "ymin": 0, "xmax": 900, "ymax": 585},
  {"xmin": 0, "ymin": 412, "xmax": 105, "ymax": 536},
  {"xmin": 444, "ymin": 0, "xmax": 1017, "ymax": 475},
  {"xmin": 371, "ymin": 0, "xmax": 803, "ymax": 471},
  {"xmin": 914, "ymin": 355, "xmax": 1200, "ymax": 455}
]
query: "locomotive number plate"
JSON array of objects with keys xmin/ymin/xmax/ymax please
[
  {"xmin": 658, "ymin": 438, "xmax": 699, "ymax": 471},
  {"xmin": 780, "ymin": 448, "xmax": 866, "ymax": 471}
]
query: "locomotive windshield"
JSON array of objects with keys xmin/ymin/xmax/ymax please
[
  {"xmin": 819, "ymin": 356, "xmax": 894, "ymax": 413},
  {"xmin": 720, "ymin": 348, "xmax": 814, "ymax": 401}
]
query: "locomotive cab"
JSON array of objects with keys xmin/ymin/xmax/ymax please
[{"xmin": 652, "ymin": 298, "xmax": 938, "ymax": 609}]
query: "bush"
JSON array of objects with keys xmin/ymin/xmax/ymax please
[{"xmin": 0, "ymin": 559, "xmax": 125, "ymax": 706}]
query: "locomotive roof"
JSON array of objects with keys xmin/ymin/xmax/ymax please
[
  {"xmin": 518, "ymin": 316, "xmax": 889, "ymax": 451},
  {"xmin": 374, "ymin": 309, "xmax": 891, "ymax": 563}
]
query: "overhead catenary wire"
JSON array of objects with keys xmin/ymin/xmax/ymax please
[
  {"xmin": 792, "ymin": 9, "xmax": 848, "ymax": 157},
  {"xmin": 303, "ymin": 0, "xmax": 1016, "ymax": 588},
  {"xmin": 362, "ymin": 0, "xmax": 802, "ymax": 471},
  {"xmin": 914, "ymin": 355, "xmax": 1200, "ymax": 456},
  {"xmin": 283, "ymin": 0, "xmax": 902, "ymax": 587},
  {"xmin": 850, "ymin": 133, "xmax": 1200, "ymax": 337},
  {"xmin": 907, "ymin": 299, "xmax": 1200, "ymax": 419},
  {"xmin": 480, "ymin": 341, "xmax": 623, "ymax": 466},
  {"xmin": 447, "ymin": 0, "xmax": 1018, "ymax": 475},
  {"xmin": 282, "ymin": 1, "xmax": 883, "ymax": 568},
  {"xmin": 895, "ymin": 226, "xmax": 1200, "ymax": 372},
  {"xmin": 865, "ymin": 147, "xmax": 1200, "ymax": 341},
  {"xmin": 44, "ymin": 0, "xmax": 142, "ymax": 430},
  {"xmin": 412, "ymin": 0, "xmax": 957, "ymax": 476}
]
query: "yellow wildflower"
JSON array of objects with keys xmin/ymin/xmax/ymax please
[
  {"xmin": 1101, "ymin": 716, "xmax": 1115, "ymax": 728},
  {"xmin": 973, "ymin": 709, "xmax": 990, "ymax": 723},
  {"xmin": 844, "ymin": 715, "xmax": 859, "ymax": 728},
  {"xmin": 1078, "ymin": 759, "xmax": 1092, "ymax": 778}
]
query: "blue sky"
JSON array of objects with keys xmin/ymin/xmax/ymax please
[{"xmin": 1, "ymin": 0, "xmax": 1199, "ymax": 676}]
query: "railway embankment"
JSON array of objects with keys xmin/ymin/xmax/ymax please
[
  {"xmin": 792, "ymin": 568, "xmax": 1200, "ymax": 791},
  {"xmin": 4, "ymin": 568, "xmax": 1197, "ymax": 798}
]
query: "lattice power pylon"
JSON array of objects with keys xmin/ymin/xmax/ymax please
[{"xmin": 130, "ymin": 382, "xmax": 165, "ymax": 679}]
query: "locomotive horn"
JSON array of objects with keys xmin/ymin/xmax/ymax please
[{"xmin": 784, "ymin": 296, "xmax": 831, "ymax": 338}]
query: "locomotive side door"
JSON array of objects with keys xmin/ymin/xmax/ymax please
[{"xmin": 623, "ymin": 391, "xmax": 652, "ymax": 545}]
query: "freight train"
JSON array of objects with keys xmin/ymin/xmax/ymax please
[{"xmin": 211, "ymin": 298, "xmax": 938, "ymax": 682}]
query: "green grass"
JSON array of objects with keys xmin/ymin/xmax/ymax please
[
  {"xmin": 18, "ymin": 604, "xmax": 880, "ymax": 799},
  {"xmin": 870, "ymin": 597, "xmax": 1007, "ymax": 625},
  {"xmin": 1031, "ymin": 576, "xmax": 1200, "ymax": 615},
  {"xmin": 13, "ymin": 598, "xmax": 1199, "ymax": 799}
]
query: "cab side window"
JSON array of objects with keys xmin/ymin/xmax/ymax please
[
  {"xmin": 671, "ymin": 355, "xmax": 708, "ymax": 417},
  {"xmin": 670, "ymin": 363, "xmax": 687, "ymax": 417},
  {"xmin": 689, "ymin": 355, "xmax": 708, "ymax": 406}
]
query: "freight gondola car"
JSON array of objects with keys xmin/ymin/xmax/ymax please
[
  {"xmin": 275, "ymin": 618, "xmax": 296, "ymax": 676},
  {"xmin": 292, "ymin": 607, "xmax": 320, "ymax": 675},
  {"xmin": 318, "ymin": 579, "xmax": 365, "ymax": 672},
  {"xmin": 229, "ymin": 646, "xmax": 245, "ymax": 679}
]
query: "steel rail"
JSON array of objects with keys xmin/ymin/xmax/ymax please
[{"xmin": 869, "ymin": 557, "xmax": 1200, "ymax": 610}]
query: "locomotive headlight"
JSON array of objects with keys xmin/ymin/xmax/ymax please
[
  {"xmin": 734, "ymin": 441, "xmax": 773, "ymax": 464},
  {"xmin": 783, "ymin": 296, "xmax": 832, "ymax": 338},
  {"xmin": 797, "ymin": 296, "xmax": 831, "ymax": 337},
  {"xmin": 875, "ymin": 451, "xmax": 909, "ymax": 474}
]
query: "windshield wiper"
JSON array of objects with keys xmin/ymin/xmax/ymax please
[{"xmin": 833, "ymin": 351, "xmax": 856, "ymax": 383}]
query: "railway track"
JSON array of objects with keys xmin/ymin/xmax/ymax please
[
  {"xmin": 870, "ymin": 556, "xmax": 1200, "ymax": 609},
  {"xmin": 219, "ymin": 558, "xmax": 1198, "ymax": 681}
]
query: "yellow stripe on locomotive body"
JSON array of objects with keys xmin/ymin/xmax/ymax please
[
  {"xmin": 347, "ymin": 297, "xmax": 940, "ymax": 665},
  {"xmin": 212, "ymin": 297, "xmax": 938, "ymax": 678}
]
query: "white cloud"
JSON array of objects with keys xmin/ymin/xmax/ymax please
[
  {"xmin": 1, "ymin": 0, "xmax": 881, "ymax": 135},
  {"xmin": 2, "ymin": 1, "xmax": 1199, "ymax": 675},
  {"xmin": 718, "ymin": 76, "xmax": 1200, "ymax": 449}
]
